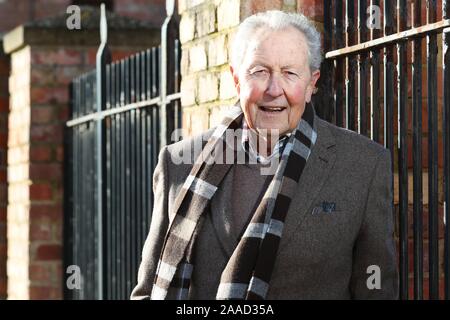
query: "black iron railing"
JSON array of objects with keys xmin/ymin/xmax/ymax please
[
  {"xmin": 321, "ymin": 0, "xmax": 450, "ymax": 300},
  {"xmin": 64, "ymin": 4, "xmax": 181, "ymax": 300}
]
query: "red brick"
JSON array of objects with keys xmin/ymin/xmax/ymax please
[
  {"xmin": 30, "ymin": 124, "xmax": 63, "ymax": 143},
  {"xmin": 115, "ymin": 0, "xmax": 165, "ymax": 26},
  {"xmin": 33, "ymin": 0, "xmax": 69, "ymax": 20},
  {"xmin": 30, "ymin": 204, "xmax": 62, "ymax": 220},
  {"xmin": 31, "ymin": 48, "xmax": 82, "ymax": 66},
  {"xmin": 30, "ymin": 87, "xmax": 69, "ymax": 105},
  {"xmin": 30, "ymin": 183, "xmax": 53, "ymax": 201},
  {"xmin": 0, "ymin": 150, "xmax": 5, "ymax": 167},
  {"xmin": 31, "ymin": 106, "xmax": 55, "ymax": 125},
  {"xmin": 0, "ymin": 97, "xmax": 8, "ymax": 113},
  {"xmin": 0, "ymin": 281, "xmax": 6, "ymax": 300},
  {"xmin": 90, "ymin": 49, "xmax": 146, "ymax": 65},
  {"xmin": 29, "ymin": 285, "xmax": 62, "ymax": 300},
  {"xmin": 30, "ymin": 220, "xmax": 52, "ymax": 242},
  {"xmin": 30, "ymin": 145, "xmax": 53, "ymax": 162},
  {"xmin": 30, "ymin": 163, "xmax": 62, "ymax": 181},
  {"xmin": 35, "ymin": 244, "xmax": 61, "ymax": 261},
  {"xmin": 414, "ymin": 66, "xmax": 444, "ymax": 101},
  {"xmin": 0, "ymin": 116, "xmax": 5, "ymax": 132},
  {"xmin": 111, "ymin": 50, "xmax": 141, "ymax": 64},
  {"xmin": 29, "ymin": 263, "xmax": 52, "ymax": 282},
  {"xmin": 0, "ymin": 223, "xmax": 5, "ymax": 243},
  {"xmin": 57, "ymin": 107, "xmax": 69, "ymax": 122},
  {"xmin": 242, "ymin": 0, "xmax": 283, "ymax": 18},
  {"xmin": 56, "ymin": 146, "xmax": 64, "ymax": 162},
  {"xmin": 0, "ymin": 133, "xmax": 6, "ymax": 146},
  {"xmin": 84, "ymin": 49, "xmax": 98, "ymax": 66},
  {"xmin": 0, "ymin": 1, "xmax": 31, "ymax": 33},
  {"xmin": 0, "ymin": 243, "xmax": 6, "ymax": 259},
  {"xmin": 0, "ymin": 59, "xmax": 10, "ymax": 76},
  {"xmin": 406, "ymin": 135, "xmax": 444, "ymax": 169},
  {"xmin": 0, "ymin": 149, "xmax": 5, "ymax": 166},
  {"xmin": 0, "ymin": 168, "xmax": 6, "ymax": 182},
  {"xmin": 297, "ymin": 0, "xmax": 323, "ymax": 22},
  {"xmin": 53, "ymin": 221, "xmax": 62, "ymax": 242},
  {"xmin": 0, "ymin": 248, "xmax": 8, "ymax": 257},
  {"xmin": 56, "ymin": 66, "xmax": 90, "ymax": 86},
  {"xmin": 408, "ymin": 277, "xmax": 445, "ymax": 300},
  {"xmin": 30, "ymin": 67, "xmax": 55, "ymax": 87},
  {"xmin": 0, "ymin": 265, "xmax": 5, "ymax": 278},
  {"xmin": 0, "ymin": 185, "xmax": 6, "ymax": 203},
  {"xmin": 399, "ymin": 204, "xmax": 445, "ymax": 241},
  {"xmin": 0, "ymin": 207, "xmax": 6, "ymax": 221},
  {"xmin": 0, "ymin": 115, "xmax": 7, "ymax": 133}
]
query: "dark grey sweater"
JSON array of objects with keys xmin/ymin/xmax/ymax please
[{"xmin": 230, "ymin": 163, "xmax": 273, "ymax": 239}]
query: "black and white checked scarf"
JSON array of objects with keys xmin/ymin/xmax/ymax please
[
  {"xmin": 151, "ymin": 102, "xmax": 317, "ymax": 300},
  {"xmin": 241, "ymin": 118, "xmax": 291, "ymax": 165}
]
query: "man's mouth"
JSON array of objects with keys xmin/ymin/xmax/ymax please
[{"xmin": 258, "ymin": 106, "xmax": 287, "ymax": 113}]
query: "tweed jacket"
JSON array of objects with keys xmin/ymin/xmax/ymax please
[{"xmin": 131, "ymin": 115, "xmax": 399, "ymax": 300}]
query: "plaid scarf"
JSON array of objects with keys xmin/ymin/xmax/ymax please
[
  {"xmin": 151, "ymin": 103, "xmax": 317, "ymax": 300},
  {"xmin": 241, "ymin": 119, "xmax": 291, "ymax": 165}
]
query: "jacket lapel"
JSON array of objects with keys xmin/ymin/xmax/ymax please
[{"xmin": 278, "ymin": 116, "xmax": 337, "ymax": 252}]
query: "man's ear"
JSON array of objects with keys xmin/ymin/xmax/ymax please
[
  {"xmin": 305, "ymin": 70, "xmax": 320, "ymax": 103},
  {"xmin": 230, "ymin": 65, "xmax": 240, "ymax": 94}
]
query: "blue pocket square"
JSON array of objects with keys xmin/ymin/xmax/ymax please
[
  {"xmin": 322, "ymin": 201, "xmax": 336, "ymax": 213},
  {"xmin": 312, "ymin": 202, "xmax": 337, "ymax": 214}
]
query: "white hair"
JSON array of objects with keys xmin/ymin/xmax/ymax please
[{"xmin": 231, "ymin": 10, "xmax": 323, "ymax": 72}]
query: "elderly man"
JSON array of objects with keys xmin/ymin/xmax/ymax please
[{"xmin": 131, "ymin": 10, "xmax": 398, "ymax": 300}]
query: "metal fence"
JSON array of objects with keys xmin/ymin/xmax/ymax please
[
  {"xmin": 320, "ymin": 0, "xmax": 450, "ymax": 299},
  {"xmin": 63, "ymin": 4, "xmax": 181, "ymax": 299}
]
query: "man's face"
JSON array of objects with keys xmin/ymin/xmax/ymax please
[{"xmin": 231, "ymin": 27, "xmax": 320, "ymax": 136}]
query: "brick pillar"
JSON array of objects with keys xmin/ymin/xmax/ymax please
[
  {"xmin": 0, "ymin": 41, "xmax": 9, "ymax": 300},
  {"xmin": 3, "ymin": 7, "xmax": 160, "ymax": 300},
  {"xmin": 178, "ymin": 0, "xmax": 323, "ymax": 137}
]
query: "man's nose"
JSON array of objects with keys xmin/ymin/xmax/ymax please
[{"xmin": 266, "ymin": 74, "xmax": 284, "ymax": 97}]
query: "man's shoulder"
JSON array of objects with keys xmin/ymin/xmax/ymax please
[
  {"xmin": 165, "ymin": 127, "xmax": 216, "ymax": 155},
  {"xmin": 316, "ymin": 117, "xmax": 390, "ymax": 162},
  {"xmin": 158, "ymin": 127, "xmax": 217, "ymax": 175}
]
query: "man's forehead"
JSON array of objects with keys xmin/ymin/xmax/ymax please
[
  {"xmin": 245, "ymin": 27, "xmax": 308, "ymax": 56},
  {"xmin": 250, "ymin": 26, "xmax": 307, "ymax": 46},
  {"xmin": 243, "ymin": 29, "xmax": 308, "ymax": 67}
]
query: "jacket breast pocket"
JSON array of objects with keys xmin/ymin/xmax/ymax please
[
  {"xmin": 310, "ymin": 200, "xmax": 347, "ymax": 215},
  {"xmin": 295, "ymin": 204, "xmax": 359, "ymax": 264}
]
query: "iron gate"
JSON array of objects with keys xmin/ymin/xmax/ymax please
[
  {"xmin": 319, "ymin": 0, "xmax": 450, "ymax": 300},
  {"xmin": 63, "ymin": 4, "xmax": 181, "ymax": 299}
]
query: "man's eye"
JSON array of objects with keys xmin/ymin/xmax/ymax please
[
  {"xmin": 253, "ymin": 70, "xmax": 266, "ymax": 75},
  {"xmin": 285, "ymin": 71, "xmax": 298, "ymax": 76}
]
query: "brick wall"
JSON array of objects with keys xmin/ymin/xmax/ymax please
[
  {"xmin": 0, "ymin": 1, "xmax": 65, "ymax": 35},
  {"xmin": 2, "ymin": 2, "xmax": 160, "ymax": 298},
  {"xmin": 115, "ymin": 0, "xmax": 166, "ymax": 27},
  {"xmin": 0, "ymin": 43, "xmax": 9, "ymax": 300},
  {"xmin": 0, "ymin": 0, "xmax": 166, "ymax": 35},
  {"xmin": 6, "ymin": 44, "xmax": 155, "ymax": 300},
  {"xmin": 178, "ymin": 0, "xmax": 322, "ymax": 137}
]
